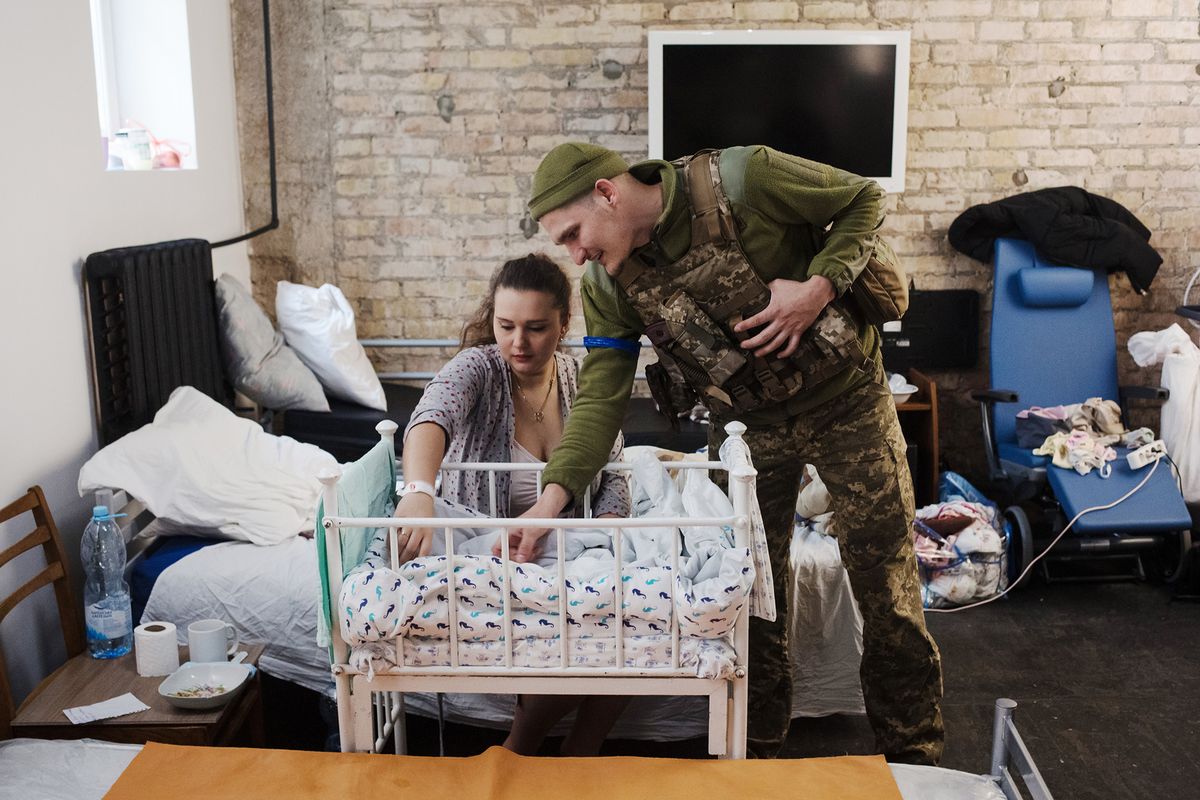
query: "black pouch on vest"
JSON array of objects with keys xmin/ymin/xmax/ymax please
[
  {"xmin": 644, "ymin": 317, "xmax": 708, "ymax": 418},
  {"xmin": 644, "ymin": 362, "xmax": 681, "ymax": 429}
]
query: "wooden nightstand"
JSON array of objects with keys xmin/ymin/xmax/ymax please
[
  {"xmin": 895, "ymin": 369, "xmax": 940, "ymax": 507},
  {"xmin": 11, "ymin": 644, "xmax": 265, "ymax": 746}
]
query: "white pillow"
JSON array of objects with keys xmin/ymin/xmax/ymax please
[
  {"xmin": 77, "ymin": 387, "xmax": 338, "ymax": 545},
  {"xmin": 275, "ymin": 281, "xmax": 386, "ymax": 411}
]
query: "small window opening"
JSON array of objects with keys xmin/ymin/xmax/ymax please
[{"xmin": 89, "ymin": 0, "xmax": 199, "ymax": 171}]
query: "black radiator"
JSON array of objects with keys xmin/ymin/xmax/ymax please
[{"xmin": 84, "ymin": 239, "xmax": 229, "ymax": 446}]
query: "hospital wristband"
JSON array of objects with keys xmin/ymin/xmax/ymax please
[{"xmin": 401, "ymin": 480, "xmax": 435, "ymax": 499}]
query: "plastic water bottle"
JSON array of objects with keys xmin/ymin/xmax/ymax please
[{"xmin": 81, "ymin": 504, "xmax": 132, "ymax": 658}]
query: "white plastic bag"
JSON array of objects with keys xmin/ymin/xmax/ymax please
[
  {"xmin": 275, "ymin": 281, "xmax": 386, "ymax": 410},
  {"xmin": 795, "ymin": 464, "xmax": 831, "ymax": 520},
  {"xmin": 1128, "ymin": 324, "xmax": 1200, "ymax": 505},
  {"xmin": 788, "ymin": 525, "xmax": 865, "ymax": 717}
]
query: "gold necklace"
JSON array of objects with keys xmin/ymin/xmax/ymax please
[{"xmin": 511, "ymin": 368, "xmax": 554, "ymax": 423}]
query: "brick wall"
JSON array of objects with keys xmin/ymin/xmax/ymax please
[{"xmin": 232, "ymin": 1, "xmax": 1200, "ymax": 483}]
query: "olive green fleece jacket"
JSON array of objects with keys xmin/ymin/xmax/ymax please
[{"xmin": 542, "ymin": 145, "xmax": 885, "ymax": 500}]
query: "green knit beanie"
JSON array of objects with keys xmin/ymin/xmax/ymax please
[{"xmin": 527, "ymin": 142, "xmax": 629, "ymax": 221}]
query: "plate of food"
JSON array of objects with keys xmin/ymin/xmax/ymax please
[{"xmin": 158, "ymin": 662, "xmax": 251, "ymax": 710}]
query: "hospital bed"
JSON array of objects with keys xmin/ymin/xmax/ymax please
[{"xmin": 0, "ymin": 698, "xmax": 1051, "ymax": 799}]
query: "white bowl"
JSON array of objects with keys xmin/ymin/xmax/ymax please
[
  {"xmin": 891, "ymin": 385, "xmax": 918, "ymax": 405},
  {"xmin": 158, "ymin": 662, "xmax": 251, "ymax": 710}
]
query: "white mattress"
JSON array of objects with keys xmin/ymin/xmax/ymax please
[
  {"xmin": 142, "ymin": 537, "xmax": 333, "ymax": 695},
  {"xmin": 142, "ymin": 524, "xmax": 866, "ymax": 736}
]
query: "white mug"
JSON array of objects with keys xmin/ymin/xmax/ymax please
[{"xmin": 187, "ymin": 619, "xmax": 238, "ymax": 663}]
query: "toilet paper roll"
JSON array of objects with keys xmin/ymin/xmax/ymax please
[{"xmin": 134, "ymin": 621, "xmax": 181, "ymax": 676}]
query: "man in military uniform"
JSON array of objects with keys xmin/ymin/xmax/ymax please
[{"xmin": 508, "ymin": 142, "xmax": 943, "ymax": 764}]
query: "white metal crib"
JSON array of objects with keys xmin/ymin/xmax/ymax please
[{"xmin": 318, "ymin": 421, "xmax": 758, "ymax": 758}]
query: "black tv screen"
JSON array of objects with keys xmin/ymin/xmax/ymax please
[{"xmin": 649, "ymin": 31, "xmax": 910, "ymax": 192}]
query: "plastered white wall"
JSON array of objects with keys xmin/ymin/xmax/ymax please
[{"xmin": 0, "ymin": 1, "xmax": 248, "ymax": 703}]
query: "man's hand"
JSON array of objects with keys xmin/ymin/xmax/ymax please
[
  {"xmin": 733, "ymin": 275, "xmax": 836, "ymax": 358},
  {"xmin": 392, "ymin": 492, "xmax": 436, "ymax": 563},
  {"xmin": 495, "ymin": 484, "xmax": 572, "ymax": 563}
]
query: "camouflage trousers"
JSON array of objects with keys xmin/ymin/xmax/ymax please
[{"xmin": 711, "ymin": 362, "xmax": 945, "ymax": 764}]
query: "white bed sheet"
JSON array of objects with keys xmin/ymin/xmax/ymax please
[
  {"xmin": 0, "ymin": 738, "xmax": 1005, "ymax": 800},
  {"xmin": 141, "ymin": 536, "xmax": 333, "ymax": 695},
  {"xmin": 0, "ymin": 739, "xmax": 141, "ymax": 800}
]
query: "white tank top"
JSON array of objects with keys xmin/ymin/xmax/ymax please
[{"xmin": 508, "ymin": 440, "xmax": 544, "ymax": 517}]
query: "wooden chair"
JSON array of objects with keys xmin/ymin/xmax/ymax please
[{"xmin": 0, "ymin": 486, "xmax": 85, "ymax": 739}]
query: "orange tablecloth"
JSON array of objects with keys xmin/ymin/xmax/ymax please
[{"xmin": 106, "ymin": 743, "xmax": 903, "ymax": 799}]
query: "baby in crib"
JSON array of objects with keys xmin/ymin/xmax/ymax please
[{"xmin": 391, "ymin": 253, "xmax": 632, "ymax": 756}]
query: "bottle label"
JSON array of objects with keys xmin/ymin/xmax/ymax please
[{"xmin": 85, "ymin": 601, "xmax": 131, "ymax": 641}]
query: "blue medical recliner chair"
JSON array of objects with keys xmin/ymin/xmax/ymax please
[{"xmin": 973, "ymin": 238, "xmax": 1193, "ymax": 582}]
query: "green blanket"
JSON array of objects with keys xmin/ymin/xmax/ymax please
[{"xmin": 315, "ymin": 437, "xmax": 396, "ymax": 651}]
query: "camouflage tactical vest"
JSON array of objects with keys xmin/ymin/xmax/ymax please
[{"xmin": 616, "ymin": 150, "xmax": 868, "ymax": 418}]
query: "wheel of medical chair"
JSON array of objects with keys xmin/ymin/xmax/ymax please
[
  {"xmin": 1003, "ymin": 505, "xmax": 1034, "ymax": 590},
  {"xmin": 1142, "ymin": 528, "xmax": 1194, "ymax": 585}
]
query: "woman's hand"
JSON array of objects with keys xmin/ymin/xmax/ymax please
[
  {"xmin": 392, "ymin": 492, "xmax": 436, "ymax": 563},
  {"xmin": 494, "ymin": 485, "xmax": 571, "ymax": 562}
]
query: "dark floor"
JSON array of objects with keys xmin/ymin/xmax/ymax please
[{"xmin": 263, "ymin": 576, "xmax": 1200, "ymax": 800}]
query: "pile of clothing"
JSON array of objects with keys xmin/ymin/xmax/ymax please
[
  {"xmin": 1016, "ymin": 397, "xmax": 1156, "ymax": 476},
  {"xmin": 912, "ymin": 473, "xmax": 1008, "ymax": 608}
]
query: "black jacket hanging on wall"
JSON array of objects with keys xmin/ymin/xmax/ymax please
[{"xmin": 947, "ymin": 186, "xmax": 1162, "ymax": 293}]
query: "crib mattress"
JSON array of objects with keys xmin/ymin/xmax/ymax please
[
  {"xmin": 341, "ymin": 543, "xmax": 754, "ymax": 647},
  {"xmin": 351, "ymin": 633, "xmax": 738, "ymax": 679}
]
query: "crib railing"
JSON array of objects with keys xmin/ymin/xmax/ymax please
[{"xmin": 318, "ymin": 421, "xmax": 756, "ymax": 757}]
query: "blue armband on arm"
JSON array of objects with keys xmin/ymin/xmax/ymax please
[{"xmin": 583, "ymin": 336, "xmax": 641, "ymax": 355}]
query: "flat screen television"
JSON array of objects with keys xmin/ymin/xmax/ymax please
[{"xmin": 648, "ymin": 30, "xmax": 911, "ymax": 193}]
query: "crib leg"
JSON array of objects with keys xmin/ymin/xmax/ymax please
[
  {"xmin": 336, "ymin": 672, "xmax": 355, "ymax": 753},
  {"xmin": 729, "ymin": 678, "xmax": 748, "ymax": 759},
  {"xmin": 351, "ymin": 679, "xmax": 375, "ymax": 752},
  {"xmin": 393, "ymin": 692, "xmax": 407, "ymax": 755},
  {"xmin": 708, "ymin": 688, "xmax": 729, "ymax": 757}
]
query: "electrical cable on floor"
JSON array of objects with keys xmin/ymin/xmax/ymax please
[{"xmin": 927, "ymin": 457, "xmax": 1162, "ymax": 614}]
